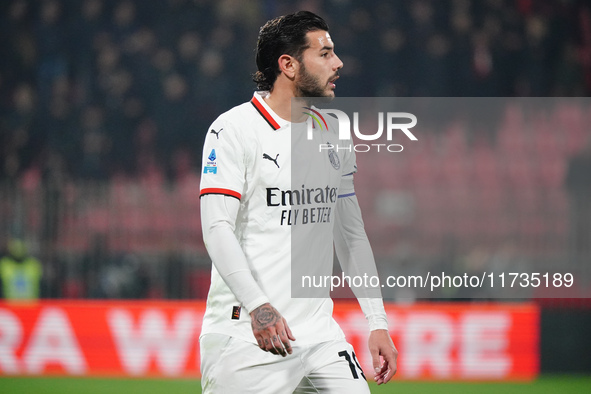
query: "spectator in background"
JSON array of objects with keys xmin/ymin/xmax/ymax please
[
  {"xmin": 176, "ymin": 30, "xmax": 201, "ymax": 78},
  {"xmin": 36, "ymin": 0, "xmax": 68, "ymax": 104},
  {"xmin": 520, "ymin": 15, "xmax": 553, "ymax": 96},
  {"xmin": 134, "ymin": 117, "xmax": 161, "ymax": 179},
  {"xmin": 82, "ymin": 234, "xmax": 109, "ymax": 298},
  {"xmin": 41, "ymin": 150, "xmax": 67, "ymax": 251},
  {"xmin": 43, "ymin": 76, "xmax": 76, "ymax": 159},
  {"xmin": 554, "ymin": 42, "xmax": 586, "ymax": 96},
  {"xmin": 1, "ymin": 83, "xmax": 39, "ymax": 182},
  {"xmin": 449, "ymin": 6, "xmax": 474, "ymax": 95},
  {"xmin": 192, "ymin": 49, "xmax": 231, "ymax": 153},
  {"xmin": 111, "ymin": 0, "xmax": 139, "ymax": 45},
  {"xmin": 164, "ymin": 244, "xmax": 186, "ymax": 299},
  {"xmin": 0, "ymin": 238, "xmax": 42, "ymax": 300},
  {"xmin": 375, "ymin": 27, "xmax": 409, "ymax": 96},
  {"xmin": 565, "ymin": 138, "xmax": 591, "ymax": 265},
  {"xmin": 155, "ymin": 73, "xmax": 194, "ymax": 181},
  {"xmin": 77, "ymin": 104, "xmax": 111, "ymax": 179},
  {"xmin": 0, "ymin": 0, "xmax": 36, "ymax": 85},
  {"xmin": 97, "ymin": 252, "xmax": 150, "ymax": 299},
  {"xmin": 70, "ymin": 0, "xmax": 106, "ymax": 101},
  {"xmin": 95, "ymin": 41, "xmax": 137, "ymax": 175}
]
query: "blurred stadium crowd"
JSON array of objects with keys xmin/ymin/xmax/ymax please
[
  {"xmin": 1, "ymin": 0, "xmax": 590, "ymax": 299},
  {"xmin": 1, "ymin": 0, "xmax": 590, "ymax": 182}
]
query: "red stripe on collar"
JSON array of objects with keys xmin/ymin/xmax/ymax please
[{"xmin": 251, "ymin": 96, "xmax": 281, "ymax": 131}]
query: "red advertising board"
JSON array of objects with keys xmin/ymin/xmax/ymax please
[{"xmin": 0, "ymin": 301, "xmax": 538, "ymax": 380}]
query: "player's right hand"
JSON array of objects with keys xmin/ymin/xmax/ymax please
[{"xmin": 250, "ymin": 303, "xmax": 296, "ymax": 357}]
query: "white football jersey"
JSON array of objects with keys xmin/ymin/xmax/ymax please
[{"xmin": 199, "ymin": 91, "xmax": 357, "ymax": 345}]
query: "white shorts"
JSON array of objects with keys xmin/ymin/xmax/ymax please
[{"xmin": 200, "ymin": 334, "xmax": 371, "ymax": 394}]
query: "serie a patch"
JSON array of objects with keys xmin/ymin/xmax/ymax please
[
  {"xmin": 231, "ymin": 305, "xmax": 241, "ymax": 320},
  {"xmin": 203, "ymin": 148, "xmax": 218, "ymax": 174}
]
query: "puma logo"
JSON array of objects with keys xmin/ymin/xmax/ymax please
[
  {"xmin": 263, "ymin": 153, "xmax": 280, "ymax": 168},
  {"xmin": 210, "ymin": 128, "xmax": 223, "ymax": 139}
]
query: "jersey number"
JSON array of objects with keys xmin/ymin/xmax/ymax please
[{"xmin": 338, "ymin": 350, "xmax": 366, "ymax": 380}]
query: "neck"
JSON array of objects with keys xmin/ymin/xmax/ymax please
[{"xmin": 262, "ymin": 79, "xmax": 309, "ymax": 123}]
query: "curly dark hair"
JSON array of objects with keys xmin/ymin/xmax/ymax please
[{"xmin": 252, "ymin": 11, "xmax": 329, "ymax": 91}]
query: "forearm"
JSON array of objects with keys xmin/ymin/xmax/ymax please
[
  {"xmin": 334, "ymin": 180, "xmax": 388, "ymax": 330},
  {"xmin": 201, "ymin": 195, "xmax": 269, "ymax": 312},
  {"xmin": 334, "ymin": 228, "xmax": 388, "ymax": 330}
]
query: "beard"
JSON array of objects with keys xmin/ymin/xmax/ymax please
[{"xmin": 295, "ymin": 63, "xmax": 334, "ymax": 98}]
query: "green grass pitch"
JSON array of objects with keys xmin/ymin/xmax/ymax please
[{"xmin": 1, "ymin": 376, "xmax": 591, "ymax": 394}]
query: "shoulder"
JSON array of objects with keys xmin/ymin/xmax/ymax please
[
  {"xmin": 207, "ymin": 101, "xmax": 259, "ymax": 142},
  {"xmin": 309, "ymin": 107, "xmax": 341, "ymax": 140},
  {"xmin": 214, "ymin": 101, "xmax": 257, "ymax": 128}
]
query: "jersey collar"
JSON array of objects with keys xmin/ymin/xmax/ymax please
[{"xmin": 250, "ymin": 91, "xmax": 289, "ymax": 131}]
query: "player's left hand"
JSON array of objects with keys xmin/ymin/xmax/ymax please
[
  {"xmin": 250, "ymin": 303, "xmax": 295, "ymax": 357},
  {"xmin": 368, "ymin": 329, "xmax": 398, "ymax": 385}
]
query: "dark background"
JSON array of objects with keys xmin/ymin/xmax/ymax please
[{"xmin": 0, "ymin": 0, "xmax": 590, "ymax": 374}]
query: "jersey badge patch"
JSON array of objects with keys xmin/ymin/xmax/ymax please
[
  {"xmin": 204, "ymin": 149, "xmax": 218, "ymax": 174},
  {"xmin": 326, "ymin": 142, "xmax": 340, "ymax": 170}
]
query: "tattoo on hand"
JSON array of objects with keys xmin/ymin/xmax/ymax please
[{"xmin": 252, "ymin": 305, "xmax": 279, "ymax": 330}]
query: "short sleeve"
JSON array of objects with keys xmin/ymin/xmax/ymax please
[{"xmin": 199, "ymin": 117, "xmax": 245, "ymax": 200}]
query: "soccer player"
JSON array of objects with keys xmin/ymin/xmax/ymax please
[{"xmin": 199, "ymin": 11, "xmax": 398, "ymax": 393}]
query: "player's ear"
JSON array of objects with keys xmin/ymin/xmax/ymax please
[{"xmin": 278, "ymin": 54, "xmax": 297, "ymax": 80}]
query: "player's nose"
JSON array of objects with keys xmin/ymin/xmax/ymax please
[{"xmin": 333, "ymin": 53, "xmax": 343, "ymax": 71}]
